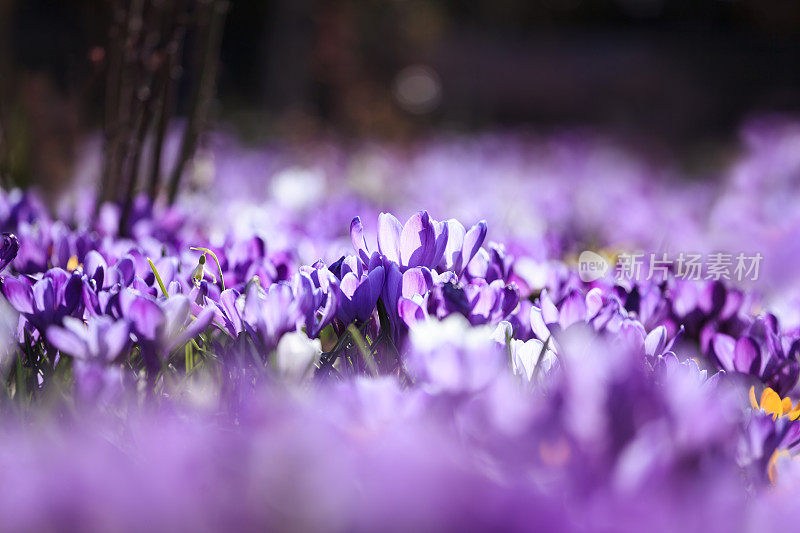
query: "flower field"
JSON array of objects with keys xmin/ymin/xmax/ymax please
[{"xmin": 1, "ymin": 119, "xmax": 800, "ymax": 531}]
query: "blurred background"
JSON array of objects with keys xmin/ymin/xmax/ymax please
[{"xmin": 1, "ymin": 0, "xmax": 800, "ymax": 192}]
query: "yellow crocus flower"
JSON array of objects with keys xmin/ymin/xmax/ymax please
[{"xmin": 749, "ymin": 386, "xmax": 800, "ymax": 421}]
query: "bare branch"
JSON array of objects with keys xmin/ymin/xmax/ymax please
[
  {"xmin": 166, "ymin": 0, "xmax": 228, "ymax": 205},
  {"xmin": 147, "ymin": 0, "xmax": 188, "ymax": 200}
]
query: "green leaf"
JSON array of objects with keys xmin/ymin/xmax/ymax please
[{"xmin": 148, "ymin": 258, "xmax": 170, "ymax": 298}]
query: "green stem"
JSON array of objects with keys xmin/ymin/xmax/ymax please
[
  {"xmin": 347, "ymin": 323, "xmax": 378, "ymax": 376},
  {"xmin": 185, "ymin": 342, "xmax": 193, "ymax": 373},
  {"xmin": 14, "ymin": 353, "xmax": 25, "ymax": 402},
  {"xmin": 504, "ymin": 325, "xmax": 514, "ymax": 369}
]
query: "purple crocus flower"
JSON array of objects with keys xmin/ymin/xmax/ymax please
[
  {"xmin": 241, "ymin": 282, "xmax": 303, "ymax": 353},
  {"xmin": 386, "ymin": 264, "xmax": 519, "ymax": 333},
  {"xmin": 387, "ymin": 265, "xmax": 452, "ymax": 330},
  {"xmin": 617, "ymin": 281, "xmax": 671, "ymax": 332},
  {"xmin": 2, "ymin": 268, "xmax": 82, "ymax": 333},
  {"xmin": 111, "ymin": 289, "xmax": 163, "ymax": 340},
  {"xmin": 0, "ymin": 233, "xmax": 19, "ymax": 272},
  {"xmin": 47, "ymin": 316, "xmax": 131, "ymax": 402},
  {"xmin": 439, "ymin": 219, "xmax": 487, "ymax": 277},
  {"xmin": 337, "ymin": 265, "xmax": 384, "ymax": 325},
  {"xmin": 81, "ymin": 250, "xmax": 108, "ymax": 288},
  {"xmin": 105, "ymin": 255, "xmax": 136, "ymax": 288},
  {"xmin": 465, "ymin": 242, "xmax": 512, "ymax": 283},
  {"xmin": 712, "ymin": 334, "xmax": 761, "ymax": 375},
  {"xmin": 213, "ymin": 288, "xmax": 247, "ymax": 338},
  {"xmin": 351, "ymin": 211, "xmax": 449, "ymax": 271},
  {"xmin": 111, "ymin": 289, "xmax": 215, "ymax": 374},
  {"xmin": 712, "ymin": 314, "xmax": 800, "ymax": 396},
  {"xmin": 741, "ymin": 412, "xmax": 800, "ymax": 485},
  {"xmin": 231, "ymin": 263, "xmax": 340, "ymax": 341},
  {"xmin": 294, "ymin": 265, "xmax": 338, "ymax": 337},
  {"xmin": 530, "ymin": 288, "xmax": 593, "ymax": 338},
  {"xmin": 431, "ymin": 281, "xmax": 474, "ymax": 320},
  {"xmin": 529, "ymin": 286, "xmax": 671, "ymax": 360},
  {"xmin": 462, "ymin": 279, "xmax": 519, "ymax": 326},
  {"xmin": 47, "ymin": 316, "xmax": 130, "ymax": 362},
  {"xmin": 156, "ymin": 295, "xmax": 216, "ymax": 354},
  {"xmin": 668, "ymin": 279, "xmax": 749, "ymax": 351}
]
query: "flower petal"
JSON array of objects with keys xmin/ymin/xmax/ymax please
[
  {"xmin": 164, "ymin": 307, "xmax": 215, "ymax": 354},
  {"xmin": 712, "ymin": 333, "xmax": 736, "ymax": 372},
  {"xmin": 47, "ymin": 325, "xmax": 88, "ymax": 359},
  {"xmin": 399, "ymin": 211, "xmax": 436, "ymax": 268},
  {"xmin": 377, "ymin": 213, "xmax": 402, "ymax": 264},
  {"xmin": 442, "ymin": 219, "xmax": 465, "ymax": 273},
  {"xmin": 559, "ymin": 290, "xmax": 586, "ymax": 329},
  {"xmin": 402, "ymin": 267, "xmax": 432, "ymax": 299},
  {"xmin": 103, "ymin": 319, "xmax": 131, "ymax": 362},
  {"xmin": 461, "ymin": 221, "xmax": 487, "ymax": 274},
  {"xmin": 398, "ymin": 297, "xmax": 427, "ymax": 326},
  {"xmin": 2, "ymin": 276, "xmax": 33, "ymax": 314},
  {"xmin": 430, "ymin": 219, "xmax": 449, "ymax": 270},
  {"xmin": 644, "ymin": 326, "xmax": 668, "ymax": 357},
  {"xmin": 733, "ymin": 336, "xmax": 761, "ymax": 374},
  {"xmin": 350, "ymin": 216, "xmax": 370, "ymax": 264}
]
